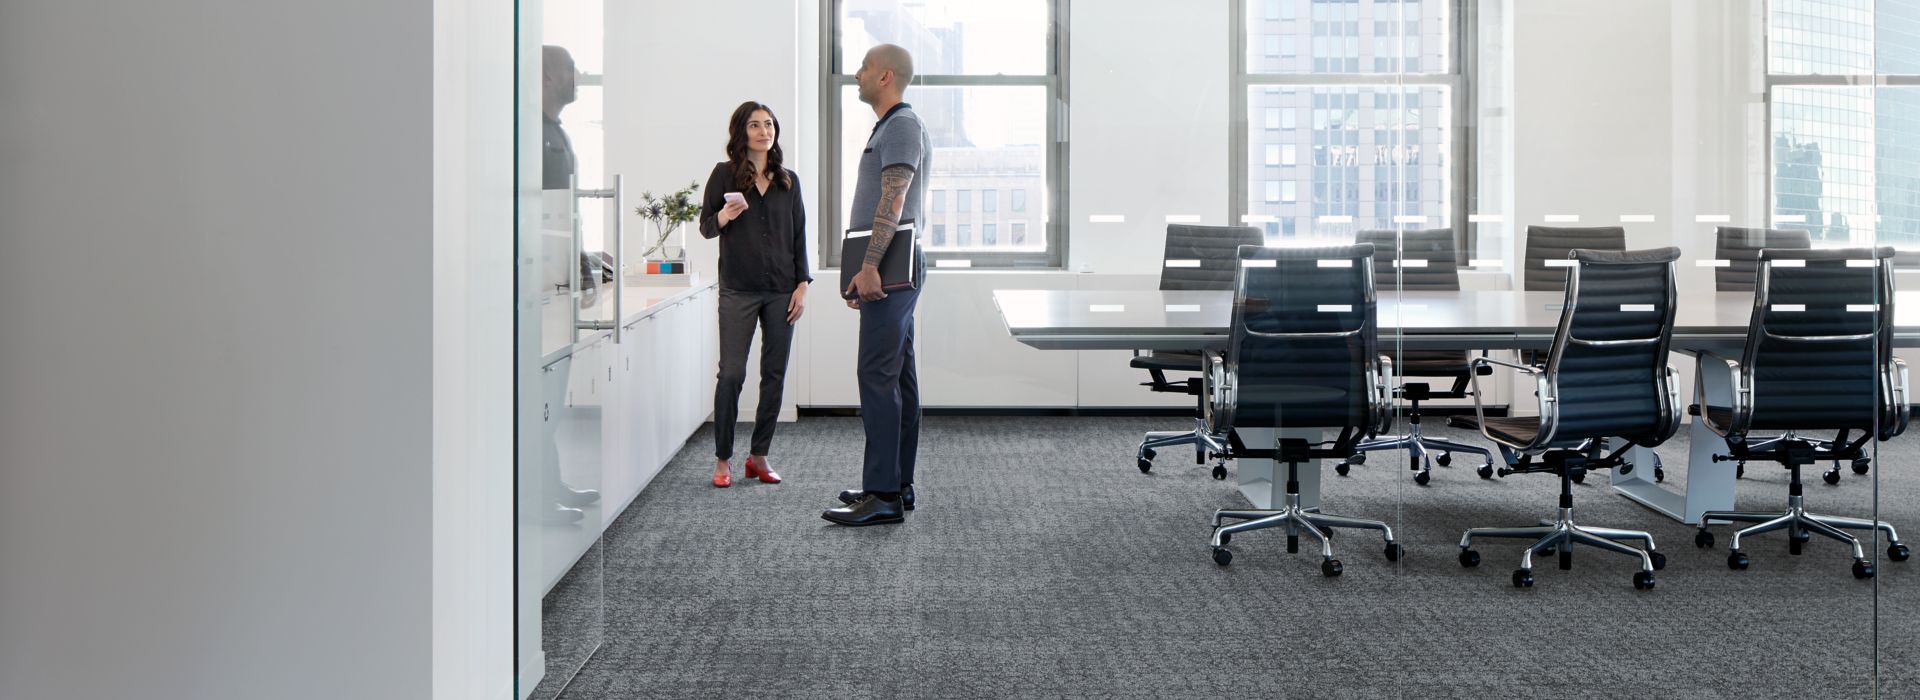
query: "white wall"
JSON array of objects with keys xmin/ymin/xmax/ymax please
[
  {"xmin": 0, "ymin": 2, "xmax": 457, "ymax": 699},
  {"xmin": 608, "ymin": 0, "xmax": 808, "ymax": 423}
]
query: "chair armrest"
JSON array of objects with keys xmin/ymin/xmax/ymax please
[
  {"xmin": 1885, "ymin": 357, "xmax": 1910, "ymax": 439},
  {"xmin": 1690, "ymin": 350, "xmax": 1747, "ymax": 438},
  {"xmin": 1658, "ymin": 364, "xmax": 1683, "ymax": 444},
  {"xmin": 1468, "ymin": 355, "xmax": 1557, "ymax": 451},
  {"xmin": 1372, "ymin": 354, "xmax": 1396, "ymax": 436},
  {"xmin": 1202, "ymin": 350, "xmax": 1235, "ymax": 435}
]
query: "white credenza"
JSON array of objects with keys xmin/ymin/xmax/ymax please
[{"xmin": 537, "ymin": 283, "xmax": 717, "ymax": 594}]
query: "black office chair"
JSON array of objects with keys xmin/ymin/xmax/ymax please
[
  {"xmin": 1709, "ymin": 226, "xmax": 1866, "ymax": 484},
  {"xmin": 1523, "ymin": 225, "xmax": 1626, "ymax": 292},
  {"xmin": 1690, "ymin": 247, "xmax": 1911, "ymax": 579},
  {"xmin": 1204, "ymin": 243, "xmax": 1404, "ymax": 577},
  {"xmin": 1457, "ymin": 247, "xmax": 1683, "ymax": 590},
  {"xmin": 1134, "ymin": 224, "xmax": 1264, "ymax": 480},
  {"xmin": 1346, "ymin": 228, "xmax": 1496, "ymax": 486}
]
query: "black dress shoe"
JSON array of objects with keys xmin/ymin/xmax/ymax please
[
  {"xmin": 838, "ymin": 484, "xmax": 915, "ymax": 511},
  {"xmin": 822, "ymin": 494, "xmax": 906, "ymax": 526}
]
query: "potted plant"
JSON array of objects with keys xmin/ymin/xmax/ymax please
[{"xmin": 634, "ymin": 181, "xmax": 701, "ymax": 271}]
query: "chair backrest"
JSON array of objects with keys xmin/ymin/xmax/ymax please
[
  {"xmin": 1226, "ymin": 243, "xmax": 1384, "ymax": 446},
  {"xmin": 1540, "ymin": 247, "xmax": 1682, "ymax": 448},
  {"xmin": 1714, "ymin": 226, "xmax": 1812, "ymax": 292},
  {"xmin": 1741, "ymin": 247, "xmax": 1901, "ymax": 436},
  {"xmin": 1159, "ymin": 224, "xmax": 1264, "ymax": 291},
  {"xmin": 1356, "ymin": 228, "xmax": 1460, "ymax": 291},
  {"xmin": 1524, "ymin": 226, "xmax": 1626, "ymax": 291}
]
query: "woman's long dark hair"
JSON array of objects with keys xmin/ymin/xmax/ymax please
[{"xmin": 726, "ymin": 101, "xmax": 792, "ymax": 193}]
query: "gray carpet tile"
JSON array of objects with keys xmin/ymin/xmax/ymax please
[{"xmin": 549, "ymin": 416, "xmax": 1920, "ymax": 699}]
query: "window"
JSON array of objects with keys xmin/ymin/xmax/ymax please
[
  {"xmin": 1766, "ymin": 2, "xmax": 1920, "ymax": 247},
  {"xmin": 1236, "ymin": 0, "xmax": 1466, "ymax": 245},
  {"xmin": 824, "ymin": 0, "xmax": 1066, "ymax": 267},
  {"xmin": 1012, "ymin": 221, "xmax": 1028, "ymax": 245},
  {"xmin": 931, "ymin": 189, "xmax": 945, "ymax": 213},
  {"xmin": 984, "ymin": 223, "xmax": 998, "ymax": 246},
  {"xmin": 931, "ymin": 224, "xmax": 946, "ymax": 247}
]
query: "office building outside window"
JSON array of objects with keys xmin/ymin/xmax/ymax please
[
  {"xmin": 1236, "ymin": 0, "xmax": 1465, "ymax": 247},
  {"xmin": 1767, "ymin": 0, "xmax": 1920, "ymax": 247},
  {"xmin": 825, "ymin": 0, "xmax": 1065, "ymax": 265}
]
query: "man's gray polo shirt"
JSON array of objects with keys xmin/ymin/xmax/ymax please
[{"xmin": 848, "ymin": 102, "xmax": 931, "ymax": 232}]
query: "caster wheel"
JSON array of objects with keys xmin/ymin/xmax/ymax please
[
  {"xmin": 1559, "ymin": 547, "xmax": 1573, "ymax": 571},
  {"xmin": 1437, "ymin": 453, "xmax": 1453, "ymax": 467},
  {"xmin": 1570, "ymin": 470, "xmax": 1586, "ymax": 485},
  {"xmin": 1477, "ymin": 464, "xmax": 1495, "ymax": 479},
  {"xmin": 1414, "ymin": 470, "xmax": 1432, "ymax": 487},
  {"xmin": 1633, "ymin": 571, "xmax": 1657, "ymax": 590},
  {"xmin": 1287, "ymin": 535, "xmax": 1299, "ymax": 554},
  {"xmin": 1211, "ymin": 465, "xmax": 1228, "ymax": 481},
  {"xmin": 1824, "ymin": 469, "xmax": 1842, "ymax": 486},
  {"xmin": 1335, "ymin": 462, "xmax": 1352, "ymax": 477},
  {"xmin": 1695, "ymin": 530, "xmax": 1715, "ymax": 549},
  {"xmin": 1890, "ymin": 543, "xmax": 1911, "ymax": 562},
  {"xmin": 1853, "ymin": 458, "xmax": 1871, "ymax": 475},
  {"xmin": 1321, "ymin": 559, "xmax": 1343, "ymax": 577},
  {"xmin": 1459, "ymin": 549, "xmax": 1481, "ymax": 568},
  {"xmin": 1212, "ymin": 547, "xmax": 1232, "ymax": 566},
  {"xmin": 1654, "ymin": 467, "xmax": 1666, "ymax": 483},
  {"xmin": 1854, "ymin": 560, "xmax": 1876, "ymax": 580},
  {"xmin": 1384, "ymin": 543, "xmax": 1404, "ymax": 562},
  {"xmin": 1737, "ymin": 462, "xmax": 1746, "ymax": 479},
  {"xmin": 1512, "ymin": 569, "xmax": 1535, "ymax": 588},
  {"xmin": 1650, "ymin": 551, "xmax": 1667, "ymax": 571},
  {"xmin": 1728, "ymin": 551, "xmax": 1750, "ymax": 570},
  {"xmin": 1137, "ymin": 457, "xmax": 1153, "ymax": 474}
]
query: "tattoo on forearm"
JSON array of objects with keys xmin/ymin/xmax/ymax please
[{"xmin": 864, "ymin": 165, "xmax": 915, "ymax": 268}]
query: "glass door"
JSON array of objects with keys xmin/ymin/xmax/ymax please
[{"xmin": 518, "ymin": 0, "xmax": 613, "ymax": 696}]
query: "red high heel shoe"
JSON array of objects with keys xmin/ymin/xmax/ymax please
[
  {"xmin": 744, "ymin": 455, "xmax": 782, "ymax": 484},
  {"xmin": 712, "ymin": 459, "xmax": 733, "ymax": 488}
]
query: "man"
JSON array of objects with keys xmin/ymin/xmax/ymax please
[{"xmin": 823, "ymin": 44, "xmax": 932, "ymax": 527}]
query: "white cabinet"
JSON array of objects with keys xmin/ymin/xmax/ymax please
[{"xmin": 593, "ymin": 285, "xmax": 717, "ymax": 522}]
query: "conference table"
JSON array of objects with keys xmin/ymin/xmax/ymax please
[{"xmin": 992, "ymin": 288, "xmax": 1920, "ymax": 524}]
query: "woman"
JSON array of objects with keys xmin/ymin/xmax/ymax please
[{"xmin": 699, "ymin": 101, "xmax": 810, "ymax": 488}]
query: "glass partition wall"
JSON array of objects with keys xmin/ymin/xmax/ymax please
[
  {"xmin": 518, "ymin": 0, "xmax": 610, "ymax": 697},
  {"xmin": 503, "ymin": 0, "xmax": 1910, "ymax": 695}
]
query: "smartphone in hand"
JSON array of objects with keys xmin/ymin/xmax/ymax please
[{"xmin": 723, "ymin": 192, "xmax": 746, "ymax": 207}]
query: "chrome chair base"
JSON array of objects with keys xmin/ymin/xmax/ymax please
[
  {"xmin": 1348, "ymin": 429, "xmax": 1495, "ymax": 484},
  {"xmin": 1137, "ymin": 418, "xmax": 1231, "ymax": 479},
  {"xmin": 1698, "ymin": 494, "xmax": 1909, "ymax": 579},
  {"xmin": 1209, "ymin": 491, "xmax": 1400, "ymax": 576},
  {"xmin": 1459, "ymin": 506, "xmax": 1662, "ymax": 589}
]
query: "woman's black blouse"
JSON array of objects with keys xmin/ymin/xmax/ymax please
[{"xmin": 698, "ymin": 162, "xmax": 811, "ymax": 293}]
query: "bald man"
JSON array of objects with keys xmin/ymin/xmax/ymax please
[{"xmin": 824, "ymin": 44, "xmax": 933, "ymax": 527}]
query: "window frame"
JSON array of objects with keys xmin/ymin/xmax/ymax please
[
  {"xmin": 1762, "ymin": 0, "xmax": 1920, "ymax": 249},
  {"xmin": 820, "ymin": 0, "xmax": 1069, "ymax": 269},
  {"xmin": 1230, "ymin": 0, "xmax": 1475, "ymax": 259}
]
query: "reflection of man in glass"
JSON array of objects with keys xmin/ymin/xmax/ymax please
[
  {"xmin": 539, "ymin": 44, "xmax": 598, "ymax": 524},
  {"xmin": 543, "ymin": 45, "xmax": 578, "ymax": 190}
]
